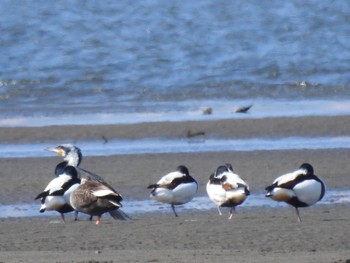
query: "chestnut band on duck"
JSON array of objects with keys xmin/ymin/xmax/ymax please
[
  {"xmin": 265, "ymin": 163, "xmax": 326, "ymax": 222},
  {"xmin": 148, "ymin": 165, "xmax": 198, "ymax": 217},
  {"xmin": 206, "ymin": 163, "xmax": 250, "ymax": 220}
]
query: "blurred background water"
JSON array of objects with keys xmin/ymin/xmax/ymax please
[{"xmin": 1, "ymin": 0, "xmax": 350, "ymax": 125}]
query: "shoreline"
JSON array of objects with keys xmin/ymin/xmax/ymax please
[
  {"xmin": 1, "ymin": 188, "xmax": 349, "ymax": 220},
  {"xmin": 2, "ymin": 99, "xmax": 350, "ymax": 128}
]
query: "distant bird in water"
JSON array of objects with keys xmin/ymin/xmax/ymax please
[
  {"xmin": 206, "ymin": 163, "xmax": 250, "ymax": 219},
  {"xmin": 202, "ymin": 107, "xmax": 213, "ymax": 115},
  {"xmin": 186, "ymin": 130, "xmax": 205, "ymax": 138},
  {"xmin": 45, "ymin": 144, "xmax": 130, "ymax": 221},
  {"xmin": 68, "ymin": 177, "xmax": 128, "ymax": 224},
  {"xmin": 35, "ymin": 166, "xmax": 80, "ymax": 222},
  {"xmin": 235, "ymin": 104, "xmax": 252, "ymax": 113},
  {"xmin": 265, "ymin": 163, "xmax": 325, "ymax": 222},
  {"xmin": 148, "ymin": 165, "xmax": 198, "ymax": 217}
]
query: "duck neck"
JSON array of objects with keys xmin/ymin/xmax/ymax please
[{"xmin": 65, "ymin": 151, "xmax": 82, "ymax": 167}]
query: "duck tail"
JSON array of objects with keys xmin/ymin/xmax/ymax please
[
  {"xmin": 35, "ymin": 191, "xmax": 48, "ymax": 200},
  {"xmin": 147, "ymin": 184, "xmax": 158, "ymax": 189},
  {"xmin": 265, "ymin": 181, "xmax": 277, "ymax": 193},
  {"xmin": 109, "ymin": 209, "xmax": 131, "ymax": 221},
  {"xmin": 265, "ymin": 192, "xmax": 273, "ymax": 197}
]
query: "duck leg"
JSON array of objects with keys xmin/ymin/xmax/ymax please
[
  {"xmin": 74, "ymin": 211, "xmax": 79, "ymax": 221},
  {"xmin": 95, "ymin": 215, "xmax": 102, "ymax": 225},
  {"xmin": 295, "ymin": 207, "xmax": 302, "ymax": 222},
  {"xmin": 228, "ymin": 207, "xmax": 235, "ymax": 220},
  {"xmin": 217, "ymin": 206, "xmax": 222, "ymax": 215},
  {"xmin": 171, "ymin": 204, "xmax": 178, "ymax": 217},
  {"xmin": 60, "ymin": 213, "xmax": 66, "ymax": 223}
]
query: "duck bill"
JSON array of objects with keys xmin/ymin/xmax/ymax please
[{"xmin": 44, "ymin": 147, "xmax": 64, "ymax": 156}]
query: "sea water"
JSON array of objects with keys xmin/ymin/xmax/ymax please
[{"xmin": 1, "ymin": 0, "xmax": 350, "ymax": 125}]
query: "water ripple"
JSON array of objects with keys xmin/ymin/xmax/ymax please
[
  {"xmin": 1, "ymin": 136, "xmax": 350, "ymax": 158},
  {"xmin": 1, "ymin": 1, "xmax": 350, "ymax": 119}
]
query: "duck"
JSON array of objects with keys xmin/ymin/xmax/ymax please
[
  {"xmin": 265, "ymin": 163, "xmax": 326, "ymax": 222},
  {"xmin": 147, "ymin": 165, "xmax": 198, "ymax": 217},
  {"xmin": 45, "ymin": 144, "xmax": 82, "ymax": 177},
  {"xmin": 67, "ymin": 177, "xmax": 127, "ymax": 224},
  {"xmin": 206, "ymin": 163, "xmax": 250, "ymax": 219},
  {"xmin": 45, "ymin": 144, "xmax": 130, "ymax": 221},
  {"xmin": 35, "ymin": 166, "xmax": 80, "ymax": 222},
  {"xmin": 45, "ymin": 144, "xmax": 115, "ymax": 187}
]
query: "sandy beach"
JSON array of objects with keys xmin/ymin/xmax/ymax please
[{"xmin": 0, "ymin": 116, "xmax": 349, "ymax": 263}]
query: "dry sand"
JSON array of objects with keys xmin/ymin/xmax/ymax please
[{"xmin": 0, "ymin": 116, "xmax": 349, "ymax": 262}]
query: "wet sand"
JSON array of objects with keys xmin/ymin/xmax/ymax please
[
  {"xmin": 1, "ymin": 115, "xmax": 350, "ymax": 142},
  {"xmin": 0, "ymin": 116, "xmax": 349, "ymax": 262}
]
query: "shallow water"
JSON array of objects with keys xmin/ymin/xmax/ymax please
[
  {"xmin": 1, "ymin": 189, "xmax": 349, "ymax": 219},
  {"xmin": 1, "ymin": 136, "xmax": 350, "ymax": 158},
  {"xmin": 1, "ymin": 1, "xmax": 350, "ymax": 123}
]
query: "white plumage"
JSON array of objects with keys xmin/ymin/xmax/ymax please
[
  {"xmin": 206, "ymin": 164, "xmax": 250, "ymax": 219},
  {"xmin": 148, "ymin": 165, "xmax": 198, "ymax": 217},
  {"xmin": 35, "ymin": 166, "xmax": 80, "ymax": 222},
  {"xmin": 39, "ymin": 195, "xmax": 67, "ymax": 212},
  {"xmin": 265, "ymin": 163, "xmax": 326, "ymax": 222},
  {"xmin": 42, "ymin": 174, "xmax": 74, "ymax": 195}
]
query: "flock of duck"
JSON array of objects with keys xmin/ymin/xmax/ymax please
[{"xmin": 35, "ymin": 144, "xmax": 326, "ymax": 224}]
